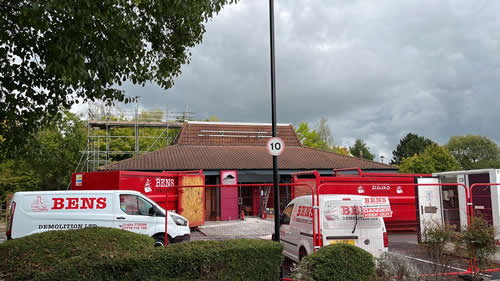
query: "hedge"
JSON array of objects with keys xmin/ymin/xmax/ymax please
[
  {"xmin": 292, "ymin": 243, "xmax": 376, "ymax": 281},
  {"xmin": 0, "ymin": 228, "xmax": 283, "ymax": 281}
]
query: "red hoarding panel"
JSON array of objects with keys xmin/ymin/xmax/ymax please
[
  {"xmin": 220, "ymin": 170, "xmax": 239, "ymax": 221},
  {"xmin": 293, "ymin": 173, "xmax": 418, "ymax": 232}
]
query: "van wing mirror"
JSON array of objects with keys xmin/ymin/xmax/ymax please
[
  {"xmin": 149, "ymin": 206, "xmax": 155, "ymax": 216},
  {"xmin": 280, "ymin": 213, "xmax": 290, "ymax": 225},
  {"xmin": 155, "ymin": 207, "xmax": 165, "ymax": 217}
]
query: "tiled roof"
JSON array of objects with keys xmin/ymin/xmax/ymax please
[
  {"xmin": 99, "ymin": 145, "xmax": 395, "ymax": 171},
  {"xmin": 175, "ymin": 121, "xmax": 301, "ymax": 147}
]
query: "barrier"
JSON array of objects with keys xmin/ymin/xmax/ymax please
[
  {"xmin": 163, "ymin": 182, "xmax": 315, "ymax": 247},
  {"xmin": 155, "ymin": 179, "xmax": 500, "ymax": 279}
]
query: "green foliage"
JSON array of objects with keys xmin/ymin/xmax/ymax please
[
  {"xmin": 296, "ymin": 122, "xmax": 330, "ymax": 151},
  {"xmin": 458, "ymin": 217, "xmax": 496, "ymax": 279},
  {"xmin": 420, "ymin": 220, "xmax": 457, "ymax": 280},
  {"xmin": 206, "ymin": 115, "xmax": 221, "ymax": 122},
  {"xmin": 0, "ymin": 111, "xmax": 86, "ymax": 202},
  {"xmin": 0, "ymin": 160, "xmax": 41, "ymax": 203},
  {"xmin": 292, "ymin": 243, "xmax": 376, "ymax": 281},
  {"xmin": 376, "ymin": 252, "xmax": 421, "ymax": 281},
  {"xmin": 296, "ymin": 120, "xmax": 350, "ymax": 155},
  {"xmin": 333, "ymin": 146, "xmax": 351, "ymax": 156},
  {"xmin": 399, "ymin": 144, "xmax": 460, "ymax": 174},
  {"xmin": 446, "ymin": 135, "xmax": 500, "ymax": 170},
  {"xmin": 0, "ymin": 0, "xmax": 236, "ymax": 157},
  {"xmin": 391, "ymin": 133, "xmax": 436, "ymax": 165},
  {"xmin": 0, "ymin": 227, "xmax": 155, "ymax": 281},
  {"xmin": 349, "ymin": 139, "xmax": 374, "ymax": 160},
  {"xmin": 0, "ymin": 228, "xmax": 283, "ymax": 281}
]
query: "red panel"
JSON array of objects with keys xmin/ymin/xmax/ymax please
[
  {"xmin": 253, "ymin": 188, "xmax": 259, "ymax": 216},
  {"xmin": 292, "ymin": 171, "xmax": 420, "ymax": 232},
  {"xmin": 220, "ymin": 186, "xmax": 238, "ymax": 220},
  {"xmin": 220, "ymin": 170, "xmax": 239, "ymax": 221}
]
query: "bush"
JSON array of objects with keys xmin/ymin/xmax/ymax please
[
  {"xmin": 458, "ymin": 217, "xmax": 496, "ymax": 280},
  {"xmin": 0, "ymin": 228, "xmax": 283, "ymax": 281},
  {"xmin": 292, "ymin": 243, "xmax": 376, "ymax": 281},
  {"xmin": 375, "ymin": 252, "xmax": 421, "ymax": 281},
  {"xmin": 420, "ymin": 220, "xmax": 457, "ymax": 280}
]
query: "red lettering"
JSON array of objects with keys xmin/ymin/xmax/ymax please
[
  {"xmin": 52, "ymin": 198, "xmax": 65, "ymax": 209},
  {"xmin": 81, "ymin": 198, "xmax": 96, "ymax": 209},
  {"xmin": 297, "ymin": 206, "xmax": 303, "ymax": 216},
  {"xmin": 341, "ymin": 206, "xmax": 350, "ymax": 215},
  {"xmin": 96, "ymin": 197, "xmax": 106, "ymax": 209},
  {"xmin": 66, "ymin": 198, "xmax": 79, "ymax": 209}
]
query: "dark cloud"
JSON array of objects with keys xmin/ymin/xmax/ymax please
[{"xmin": 102, "ymin": 0, "xmax": 500, "ymax": 160}]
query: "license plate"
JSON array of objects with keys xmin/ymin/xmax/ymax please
[{"xmin": 329, "ymin": 240, "xmax": 355, "ymax": 245}]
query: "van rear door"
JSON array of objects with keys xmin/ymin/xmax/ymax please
[{"xmin": 322, "ymin": 198, "xmax": 384, "ymax": 256}]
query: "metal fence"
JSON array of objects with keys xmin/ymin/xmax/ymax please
[{"xmin": 162, "ymin": 181, "xmax": 500, "ymax": 280}]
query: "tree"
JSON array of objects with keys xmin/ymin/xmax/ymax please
[
  {"xmin": 349, "ymin": 139, "xmax": 374, "ymax": 160},
  {"xmin": 0, "ymin": 0, "xmax": 236, "ymax": 157},
  {"xmin": 391, "ymin": 133, "xmax": 436, "ymax": 165},
  {"xmin": 296, "ymin": 119, "xmax": 350, "ymax": 155},
  {"xmin": 399, "ymin": 144, "xmax": 460, "ymax": 174},
  {"xmin": 317, "ymin": 117, "xmax": 334, "ymax": 148},
  {"xmin": 0, "ymin": 111, "xmax": 87, "ymax": 201},
  {"xmin": 206, "ymin": 115, "xmax": 221, "ymax": 122},
  {"xmin": 333, "ymin": 146, "xmax": 351, "ymax": 156},
  {"xmin": 296, "ymin": 122, "xmax": 329, "ymax": 150},
  {"xmin": 446, "ymin": 135, "xmax": 500, "ymax": 170}
]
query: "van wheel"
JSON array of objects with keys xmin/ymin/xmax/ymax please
[
  {"xmin": 299, "ymin": 247, "xmax": 307, "ymax": 261},
  {"xmin": 153, "ymin": 234, "xmax": 171, "ymax": 247}
]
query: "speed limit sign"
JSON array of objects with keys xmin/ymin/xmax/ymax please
[{"xmin": 266, "ymin": 137, "xmax": 285, "ymax": 156}]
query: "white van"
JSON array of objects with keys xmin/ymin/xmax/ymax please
[
  {"xmin": 6, "ymin": 190, "xmax": 190, "ymax": 245},
  {"xmin": 279, "ymin": 195, "xmax": 389, "ymax": 262}
]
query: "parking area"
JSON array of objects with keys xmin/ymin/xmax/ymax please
[
  {"xmin": 192, "ymin": 219, "xmax": 500, "ymax": 280},
  {"xmin": 192, "ymin": 217, "xmax": 274, "ymax": 241}
]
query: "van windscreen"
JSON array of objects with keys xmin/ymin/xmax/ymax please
[{"xmin": 322, "ymin": 200, "xmax": 380, "ymax": 230}]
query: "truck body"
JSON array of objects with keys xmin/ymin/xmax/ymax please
[{"xmin": 71, "ymin": 170, "xmax": 205, "ymax": 227}]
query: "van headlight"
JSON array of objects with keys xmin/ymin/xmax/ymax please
[{"xmin": 172, "ymin": 215, "xmax": 188, "ymax": 226}]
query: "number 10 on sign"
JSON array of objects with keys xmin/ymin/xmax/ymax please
[{"xmin": 267, "ymin": 137, "xmax": 285, "ymax": 156}]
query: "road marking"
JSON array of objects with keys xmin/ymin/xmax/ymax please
[
  {"xmin": 393, "ymin": 253, "xmax": 493, "ymax": 278},
  {"xmin": 393, "ymin": 253, "xmax": 468, "ymax": 272}
]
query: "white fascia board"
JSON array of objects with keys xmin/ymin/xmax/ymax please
[{"xmin": 186, "ymin": 121, "xmax": 292, "ymax": 126}]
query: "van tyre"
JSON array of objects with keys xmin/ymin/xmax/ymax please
[
  {"xmin": 153, "ymin": 234, "xmax": 171, "ymax": 247},
  {"xmin": 299, "ymin": 247, "xmax": 307, "ymax": 261}
]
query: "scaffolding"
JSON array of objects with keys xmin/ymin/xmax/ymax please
[{"xmin": 77, "ymin": 102, "xmax": 190, "ymax": 172}]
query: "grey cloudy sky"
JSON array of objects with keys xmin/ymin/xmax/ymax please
[{"xmin": 79, "ymin": 0, "xmax": 500, "ymax": 162}]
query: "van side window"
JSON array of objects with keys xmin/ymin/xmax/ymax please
[
  {"xmin": 137, "ymin": 197, "xmax": 154, "ymax": 216},
  {"xmin": 120, "ymin": 195, "xmax": 139, "ymax": 215},
  {"xmin": 281, "ymin": 204, "xmax": 294, "ymax": 225},
  {"xmin": 120, "ymin": 195, "xmax": 155, "ymax": 216}
]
